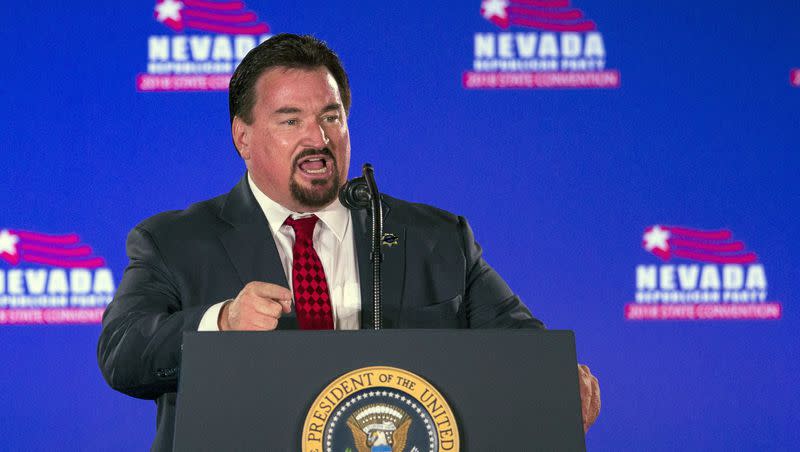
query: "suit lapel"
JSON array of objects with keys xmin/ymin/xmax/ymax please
[
  {"xmin": 354, "ymin": 199, "xmax": 406, "ymax": 329},
  {"xmin": 218, "ymin": 175, "xmax": 298, "ymax": 329}
]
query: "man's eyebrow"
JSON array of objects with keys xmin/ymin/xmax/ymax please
[
  {"xmin": 272, "ymin": 104, "xmax": 341, "ymax": 115},
  {"xmin": 273, "ymin": 107, "xmax": 302, "ymax": 115}
]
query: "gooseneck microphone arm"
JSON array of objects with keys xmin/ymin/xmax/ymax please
[
  {"xmin": 363, "ymin": 164, "xmax": 383, "ymax": 330},
  {"xmin": 338, "ymin": 163, "xmax": 383, "ymax": 330}
]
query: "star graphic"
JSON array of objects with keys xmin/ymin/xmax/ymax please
[
  {"xmin": 481, "ymin": 0, "xmax": 508, "ymax": 19},
  {"xmin": 642, "ymin": 225, "xmax": 670, "ymax": 252},
  {"xmin": 155, "ymin": 0, "xmax": 183, "ymax": 23},
  {"xmin": 0, "ymin": 229, "xmax": 19, "ymax": 256}
]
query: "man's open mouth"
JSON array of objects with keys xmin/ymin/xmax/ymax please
[{"xmin": 297, "ymin": 155, "xmax": 332, "ymax": 175}]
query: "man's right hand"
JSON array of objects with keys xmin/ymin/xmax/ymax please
[{"xmin": 218, "ymin": 282, "xmax": 293, "ymax": 331}]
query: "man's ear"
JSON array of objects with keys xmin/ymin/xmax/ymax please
[{"xmin": 232, "ymin": 116, "xmax": 250, "ymax": 159}]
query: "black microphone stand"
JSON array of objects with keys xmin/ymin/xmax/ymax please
[{"xmin": 339, "ymin": 163, "xmax": 383, "ymax": 330}]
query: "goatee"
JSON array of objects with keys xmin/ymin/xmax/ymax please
[{"xmin": 290, "ymin": 148, "xmax": 340, "ymax": 209}]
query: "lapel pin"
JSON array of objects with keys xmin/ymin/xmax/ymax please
[{"xmin": 381, "ymin": 232, "xmax": 399, "ymax": 247}]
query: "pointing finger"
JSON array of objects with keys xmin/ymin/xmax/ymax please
[{"xmin": 245, "ymin": 282, "xmax": 292, "ymax": 302}]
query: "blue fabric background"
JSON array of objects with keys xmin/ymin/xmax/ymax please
[{"xmin": 1, "ymin": 1, "xmax": 798, "ymax": 450}]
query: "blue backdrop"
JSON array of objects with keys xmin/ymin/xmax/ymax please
[{"xmin": 1, "ymin": 1, "xmax": 798, "ymax": 450}]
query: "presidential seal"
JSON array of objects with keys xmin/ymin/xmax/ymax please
[{"xmin": 302, "ymin": 366, "xmax": 459, "ymax": 452}]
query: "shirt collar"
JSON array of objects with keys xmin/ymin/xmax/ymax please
[{"xmin": 247, "ymin": 173, "xmax": 350, "ymax": 242}]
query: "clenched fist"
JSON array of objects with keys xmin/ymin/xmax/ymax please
[
  {"xmin": 218, "ymin": 282, "xmax": 293, "ymax": 331},
  {"xmin": 578, "ymin": 364, "xmax": 601, "ymax": 433}
]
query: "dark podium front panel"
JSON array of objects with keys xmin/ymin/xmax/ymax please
[{"xmin": 174, "ymin": 329, "xmax": 585, "ymax": 451}]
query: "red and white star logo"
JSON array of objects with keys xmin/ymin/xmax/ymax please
[
  {"xmin": 0, "ymin": 229, "xmax": 20, "ymax": 265},
  {"xmin": 642, "ymin": 225, "xmax": 670, "ymax": 252},
  {"xmin": 481, "ymin": 0, "xmax": 509, "ymax": 29},
  {"xmin": 642, "ymin": 225, "xmax": 671, "ymax": 261},
  {"xmin": 154, "ymin": 0, "xmax": 184, "ymax": 32}
]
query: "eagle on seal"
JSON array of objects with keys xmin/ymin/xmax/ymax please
[{"xmin": 346, "ymin": 403, "xmax": 412, "ymax": 452}]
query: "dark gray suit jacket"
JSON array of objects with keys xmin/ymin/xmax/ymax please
[{"xmin": 97, "ymin": 175, "xmax": 543, "ymax": 451}]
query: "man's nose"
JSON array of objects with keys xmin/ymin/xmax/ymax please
[{"xmin": 303, "ymin": 122, "xmax": 330, "ymax": 149}]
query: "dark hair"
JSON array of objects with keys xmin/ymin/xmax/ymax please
[{"xmin": 228, "ymin": 33, "xmax": 351, "ymax": 125}]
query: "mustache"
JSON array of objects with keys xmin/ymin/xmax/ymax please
[{"xmin": 293, "ymin": 148, "xmax": 336, "ymax": 166}]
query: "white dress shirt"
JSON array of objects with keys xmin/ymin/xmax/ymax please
[{"xmin": 198, "ymin": 174, "xmax": 362, "ymax": 330}]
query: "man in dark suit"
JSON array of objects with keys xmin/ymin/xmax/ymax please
[{"xmin": 98, "ymin": 33, "xmax": 599, "ymax": 451}]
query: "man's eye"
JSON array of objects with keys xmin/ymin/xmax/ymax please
[
  {"xmin": 323, "ymin": 115, "xmax": 340, "ymax": 123},
  {"xmin": 284, "ymin": 119, "xmax": 298, "ymax": 126}
]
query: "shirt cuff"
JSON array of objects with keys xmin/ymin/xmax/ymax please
[{"xmin": 197, "ymin": 301, "xmax": 228, "ymax": 331}]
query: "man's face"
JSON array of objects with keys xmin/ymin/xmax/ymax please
[{"xmin": 234, "ymin": 66, "xmax": 350, "ymax": 212}]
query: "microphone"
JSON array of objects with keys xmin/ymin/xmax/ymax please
[
  {"xmin": 338, "ymin": 163, "xmax": 383, "ymax": 330},
  {"xmin": 338, "ymin": 176, "xmax": 371, "ymax": 210}
]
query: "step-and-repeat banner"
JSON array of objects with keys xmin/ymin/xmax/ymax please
[{"xmin": 2, "ymin": 1, "xmax": 798, "ymax": 450}]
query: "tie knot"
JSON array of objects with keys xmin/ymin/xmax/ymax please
[{"xmin": 284, "ymin": 215, "xmax": 319, "ymax": 239}]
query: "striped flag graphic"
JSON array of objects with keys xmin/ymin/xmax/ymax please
[
  {"xmin": 642, "ymin": 225, "xmax": 758, "ymax": 264},
  {"xmin": 154, "ymin": 0, "xmax": 270, "ymax": 35},
  {"xmin": 0, "ymin": 229, "xmax": 106, "ymax": 269},
  {"xmin": 480, "ymin": 0, "xmax": 597, "ymax": 32}
]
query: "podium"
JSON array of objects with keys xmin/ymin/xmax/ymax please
[{"xmin": 174, "ymin": 329, "xmax": 586, "ymax": 451}]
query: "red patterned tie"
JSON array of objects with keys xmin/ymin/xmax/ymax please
[{"xmin": 284, "ymin": 215, "xmax": 334, "ymax": 330}]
